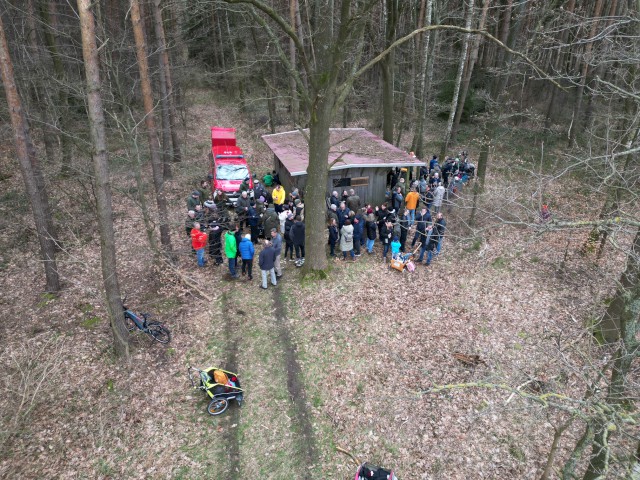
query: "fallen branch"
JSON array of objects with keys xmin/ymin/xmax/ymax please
[
  {"xmin": 336, "ymin": 445, "xmax": 361, "ymax": 467},
  {"xmin": 161, "ymin": 259, "xmax": 214, "ymax": 302},
  {"xmin": 453, "ymin": 352, "xmax": 487, "ymax": 367}
]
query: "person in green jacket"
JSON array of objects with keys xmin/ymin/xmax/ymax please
[
  {"xmin": 262, "ymin": 171, "xmax": 273, "ymax": 187},
  {"xmin": 187, "ymin": 191, "xmax": 200, "ymax": 210},
  {"xmin": 224, "ymin": 224, "xmax": 239, "ymax": 278}
]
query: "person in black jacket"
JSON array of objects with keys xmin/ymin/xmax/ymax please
[
  {"xmin": 289, "ymin": 215, "xmax": 305, "ymax": 267},
  {"xmin": 399, "ymin": 209, "xmax": 409, "ymax": 252},
  {"xmin": 208, "ymin": 222, "xmax": 224, "ymax": 265},
  {"xmin": 425, "ymin": 221, "xmax": 442, "ymax": 266},
  {"xmin": 434, "ymin": 212, "xmax": 447, "ymax": 256},
  {"xmin": 352, "ymin": 215, "xmax": 364, "ymax": 256},
  {"xmin": 328, "ymin": 218, "xmax": 338, "ymax": 257},
  {"xmin": 412, "ymin": 207, "xmax": 431, "ymax": 248},
  {"xmin": 375, "ymin": 204, "xmax": 389, "ymax": 226},
  {"xmin": 336, "ymin": 202, "xmax": 350, "ymax": 229},
  {"xmin": 365, "ymin": 213, "xmax": 377, "ymax": 254},
  {"xmin": 379, "ymin": 220, "xmax": 393, "ymax": 260},
  {"xmin": 247, "ymin": 201, "xmax": 259, "ymax": 243},
  {"xmin": 284, "ymin": 213, "xmax": 295, "ymax": 260}
]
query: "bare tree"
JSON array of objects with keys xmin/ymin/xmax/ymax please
[
  {"xmin": 442, "ymin": 0, "xmax": 475, "ymax": 156},
  {"xmin": 151, "ymin": 0, "xmax": 182, "ymax": 163},
  {"xmin": 567, "ymin": 0, "xmax": 605, "ymax": 146},
  {"xmin": 77, "ymin": 0, "xmax": 130, "ymax": 358},
  {"xmin": 130, "ymin": 0, "xmax": 174, "ymax": 257},
  {"xmin": 0, "ymin": 8, "xmax": 60, "ymax": 293}
]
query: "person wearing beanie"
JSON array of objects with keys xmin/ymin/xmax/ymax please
[{"xmin": 187, "ymin": 190, "xmax": 200, "ymax": 210}]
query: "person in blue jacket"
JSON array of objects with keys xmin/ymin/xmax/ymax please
[{"xmin": 238, "ymin": 234, "xmax": 255, "ymax": 280}]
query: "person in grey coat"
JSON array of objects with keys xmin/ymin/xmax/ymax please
[
  {"xmin": 258, "ymin": 240, "xmax": 277, "ymax": 289},
  {"xmin": 339, "ymin": 219, "xmax": 355, "ymax": 260},
  {"xmin": 433, "ymin": 183, "xmax": 446, "ymax": 213},
  {"xmin": 270, "ymin": 228, "xmax": 283, "ymax": 277}
]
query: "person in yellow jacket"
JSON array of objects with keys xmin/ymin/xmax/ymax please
[{"xmin": 272, "ymin": 184, "xmax": 286, "ymax": 213}]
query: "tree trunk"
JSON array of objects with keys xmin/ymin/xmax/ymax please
[
  {"xmin": 381, "ymin": 0, "xmax": 399, "ymax": 144},
  {"xmin": 39, "ymin": 0, "xmax": 74, "ymax": 175},
  {"xmin": 568, "ymin": 0, "xmax": 604, "ymax": 146},
  {"xmin": 130, "ymin": 0, "xmax": 174, "ymax": 257},
  {"xmin": 544, "ymin": 0, "xmax": 576, "ymax": 128},
  {"xmin": 305, "ymin": 95, "xmax": 334, "ymax": 273},
  {"xmin": 151, "ymin": 0, "xmax": 173, "ymax": 173},
  {"xmin": 583, "ymin": 0, "xmax": 619, "ymax": 130},
  {"xmin": 563, "ymin": 423, "xmax": 594, "ymax": 480},
  {"xmin": 152, "ymin": 0, "xmax": 182, "ymax": 163},
  {"xmin": 25, "ymin": 0, "xmax": 57, "ymax": 165},
  {"xmin": 442, "ymin": 0, "xmax": 475, "ymax": 156},
  {"xmin": 289, "ymin": 0, "xmax": 299, "ymax": 125},
  {"xmin": 168, "ymin": 0, "xmax": 188, "ymax": 65},
  {"xmin": 411, "ymin": 0, "xmax": 434, "ymax": 159},
  {"xmin": 469, "ymin": 130, "xmax": 490, "ymax": 226},
  {"xmin": 451, "ymin": 0, "xmax": 489, "ymax": 143},
  {"xmin": 491, "ymin": 0, "xmax": 513, "ymax": 98},
  {"xmin": 580, "ymin": 229, "xmax": 640, "ymax": 479},
  {"xmin": 0, "ymin": 10, "xmax": 60, "ymax": 293},
  {"xmin": 541, "ymin": 417, "xmax": 575, "ymax": 480},
  {"xmin": 77, "ymin": 0, "xmax": 130, "ymax": 358}
]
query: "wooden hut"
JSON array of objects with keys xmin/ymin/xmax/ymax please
[{"xmin": 261, "ymin": 128, "xmax": 425, "ymax": 205}]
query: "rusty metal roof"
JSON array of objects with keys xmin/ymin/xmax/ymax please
[{"xmin": 262, "ymin": 128, "xmax": 425, "ymax": 176}]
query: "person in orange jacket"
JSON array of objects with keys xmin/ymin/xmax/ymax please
[{"xmin": 404, "ymin": 187, "xmax": 420, "ymax": 226}]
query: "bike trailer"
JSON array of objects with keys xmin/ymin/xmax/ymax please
[{"xmin": 355, "ymin": 462, "xmax": 397, "ymax": 480}]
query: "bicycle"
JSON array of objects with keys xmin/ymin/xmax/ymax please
[{"xmin": 123, "ymin": 299, "xmax": 171, "ymax": 344}]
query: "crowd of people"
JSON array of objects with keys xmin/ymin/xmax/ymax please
[{"xmin": 184, "ymin": 152, "xmax": 474, "ymax": 283}]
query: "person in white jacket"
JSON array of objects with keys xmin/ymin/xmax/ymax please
[{"xmin": 278, "ymin": 207, "xmax": 289, "ymax": 234}]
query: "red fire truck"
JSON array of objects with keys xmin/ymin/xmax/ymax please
[{"xmin": 209, "ymin": 127, "xmax": 253, "ymax": 206}]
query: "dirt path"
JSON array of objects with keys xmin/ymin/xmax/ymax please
[
  {"xmin": 271, "ymin": 285, "xmax": 319, "ymax": 466},
  {"xmin": 218, "ymin": 291, "xmax": 242, "ymax": 479},
  {"xmin": 211, "ymin": 273, "xmax": 322, "ymax": 478}
]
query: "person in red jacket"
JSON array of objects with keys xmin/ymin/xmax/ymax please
[{"xmin": 191, "ymin": 223, "xmax": 208, "ymax": 267}]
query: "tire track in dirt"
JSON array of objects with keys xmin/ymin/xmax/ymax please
[
  {"xmin": 271, "ymin": 287, "xmax": 319, "ymax": 466},
  {"xmin": 218, "ymin": 291, "xmax": 241, "ymax": 480}
]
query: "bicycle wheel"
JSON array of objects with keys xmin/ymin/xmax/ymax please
[
  {"xmin": 147, "ymin": 322, "xmax": 171, "ymax": 344},
  {"xmin": 124, "ymin": 313, "xmax": 137, "ymax": 332},
  {"xmin": 207, "ymin": 397, "xmax": 228, "ymax": 415}
]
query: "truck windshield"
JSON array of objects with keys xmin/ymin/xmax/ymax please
[{"xmin": 216, "ymin": 164, "xmax": 248, "ymax": 181}]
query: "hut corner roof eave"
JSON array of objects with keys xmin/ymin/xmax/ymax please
[{"xmin": 288, "ymin": 160, "xmax": 426, "ymax": 177}]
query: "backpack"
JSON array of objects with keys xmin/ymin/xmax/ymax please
[
  {"xmin": 343, "ymin": 230, "xmax": 353, "ymax": 243},
  {"xmin": 356, "ymin": 462, "xmax": 396, "ymax": 480}
]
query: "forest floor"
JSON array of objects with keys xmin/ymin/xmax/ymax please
[{"xmin": 0, "ymin": 89, "xmax": 628, "ymax": 479}]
